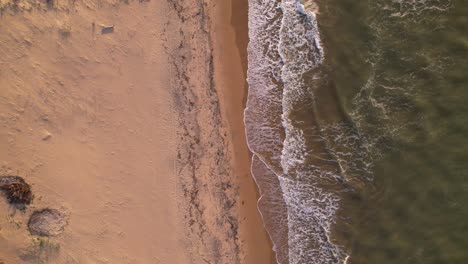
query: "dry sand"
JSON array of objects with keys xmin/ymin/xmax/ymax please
[{"xmin": 0, "ymin": 0, "xmax": 274, "ymax": 263}]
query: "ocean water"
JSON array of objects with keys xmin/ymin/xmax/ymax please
[{"xmin": 245, "ymin": 0, "xmax": 468, "ymax": 263}]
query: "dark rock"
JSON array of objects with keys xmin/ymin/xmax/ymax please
[
  {"xmin": 101, "ymin": 25, "xmax": 114, "ymax": 34},
  {"xmin": 0, "ymin": 176, "xmax": 32, "ymax": 205}
]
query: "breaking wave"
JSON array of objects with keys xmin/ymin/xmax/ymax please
[{"xmin": 245, "ymin": 0, "xmax": 348, "ymax": 263}]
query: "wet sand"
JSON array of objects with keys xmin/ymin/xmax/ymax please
[
  {"xmin": 213, "ymin": 0, "xmax": 276, "ymax": 263},
  {"xmin": 0, "ymin": 0, "xmax": 273, "ymax": 263}
]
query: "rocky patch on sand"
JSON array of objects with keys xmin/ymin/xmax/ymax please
[{"xmin": 28, "ymin": 208, "xmax": 69, "ymax": 237}]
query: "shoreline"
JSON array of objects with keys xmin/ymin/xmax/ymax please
[
  {"xmin": 212, "ymin": 0, "xmax": 276, "ymax": 263},
  {"xmin": 170, "ymin": 0, "xmax": 275, "ymax": 262},
  {"xmin": 0, "ymin": 0, "xmax": 274, "ymax": 263}
]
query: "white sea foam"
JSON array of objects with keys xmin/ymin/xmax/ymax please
[
  {"xmin": 277, "ymin": 1, "xmax": 349, "ymax": 263},
  {"xmin": 251, "ymin": 155, "xmax": 290, "ymax": 264},
  {"xmin": 245, "ymin": 0, "xmax": 290, "ymax": 262},
  {"xmin": 245, "ymin": 0, "xmax": 284, "ymax": 175},
  {"xmin": 381, "ymin": 0, "xmax": 452, "ymax": 18},
  {"xmin": 279, "ymin": 175, "xmax": 347, "ymax": 264},
  {"xmin": 278, "ymin": 0, "xmax": 323, "ymax": 175},
  {"xmin": 245, "ymin": 0, "xmax": 349, "ymax": 263}
]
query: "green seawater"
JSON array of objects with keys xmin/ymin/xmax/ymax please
[{"xmin": 314, "ymin": 0, "xmax": 468, "ymax": 263}]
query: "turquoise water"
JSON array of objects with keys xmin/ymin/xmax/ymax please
[{"xmin": 316, "ymin": 0, "xmax": 468, "ymax": 263}]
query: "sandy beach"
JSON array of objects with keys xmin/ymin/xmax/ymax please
[{"xmin": 0, "ymin": 0, "xmax": 273, "ymax": 263}]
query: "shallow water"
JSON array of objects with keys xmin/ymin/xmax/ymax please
[
  {"xmin": 317, "ymin": 0, "xmax": 468, "ymax": 263},
  {"xmin": 246, "ymin": 0, "xmax": 468, "ymax": 263}
]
